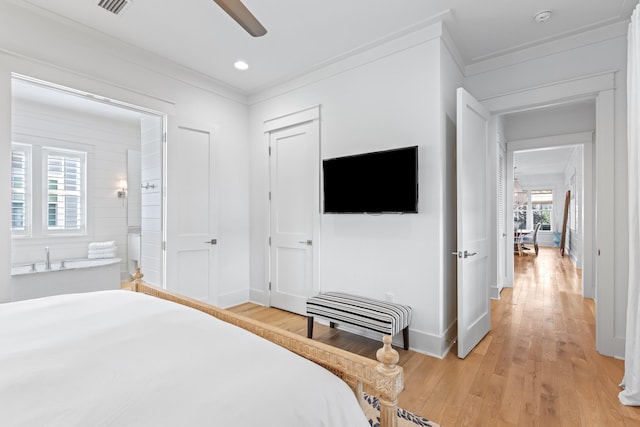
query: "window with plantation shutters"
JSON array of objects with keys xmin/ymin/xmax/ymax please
[
  {"xmin": 44, "ymin": 148, "xmax": 86, "ymax": 234},
  {"xmin": 11, "ymin": 144, "xmax": 30, "ymax": 235},
  {"xmin": 11, "ymin": 142, "xmax": 87, "ymax": 238}
]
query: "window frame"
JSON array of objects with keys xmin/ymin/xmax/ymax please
[
  {"xmin": 42, "ymin": 146, "xmax": 87, "ymax": 236},
  {"xmin": 10, "ymin": 141, "xmax": 89, "ymax": 239},
  {"xmin": 513, "ymin": 188, "xmax": 554, "ymax": 232},
  {"xmin": 10, "ymin": 143, "xmax": 32, "ymax": 237},
  {"xmin": 530, "ymin": 189, "xmax": 553, "ymax": 231}
]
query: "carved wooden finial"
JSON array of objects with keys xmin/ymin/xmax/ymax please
[
  {"xmin": 132, "ymin": 267, "xmax": 143, "ymax": 281},
  {"xmin": 376, "ymin": 335, "xmax": 400, "ymax": 368},
  {"xmin": 130, "ymin": 267, "xmax": 144, "ymax": 291}
]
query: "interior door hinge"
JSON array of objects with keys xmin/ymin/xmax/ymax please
[
  {"xmin": 162, "ymin": 241, "xmax": 166, "ymax": 251},
  {"xmin": 268, "ymin": 191, "xmax": 271, "ymax": 201},
  {"xmin": 268, "ymin": 146, "xmax": 271, "ymax": 156},
  {"xmin": 163, "ymin": 132, "xmax": 167, "ymax": 143},
  {"xmin": 268, "ymin": 236, "xmax": 271, "ymax": 246},
  {"xmin": 268, "ymin": 282, "xmax": 272, "ymax": 291}
]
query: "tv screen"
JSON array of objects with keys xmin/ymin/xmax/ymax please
[{"xmin": 323, "ymin": 146, "xmax": 418, "ymax": 214}]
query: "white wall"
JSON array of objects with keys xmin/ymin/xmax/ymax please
[
  {"xmin": 139, "ymin": 115, "xmax": 163, "ymax": 285},
  {"xmin": 127, "ymin": 149, "xmax": 141, "ymax": 230},
  {"xmin": 466, "ymin": 28, "xmax": 628, "ymax": 357},
  {"xmin": 248, "ymin": 23, "xmax": 458, "ymax": 357},
  {"xmin": 0, "ymin": 2, "xmax": 250, "ymax": 302},
  {"xmin": 564, "ymin": 146, "xmax": 584, "ymax": 267},
  {"xmin": 11, "ymin": 97, "xmax": 139, "ymax": 278},
  {"xmin": 504, "ymin": 102, "xmax": 595, "ymax": 142}
]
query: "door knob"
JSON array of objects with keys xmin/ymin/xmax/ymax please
[
  {"xmin": 204, "ymin": 239, "xmax": 218, "ymax": 245},
  {"xmin": 464, "ymin": 250, "xmax": 477, "ymax": 258},
  {"xmin": 299, "ymin": 240, "xmax": 312, "ymax": 245}
]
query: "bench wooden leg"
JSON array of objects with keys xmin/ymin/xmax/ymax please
[
  {"xmin": 403, "ymin": 327, "xmax": 409, "ymax": 350},
  {"xmin": 307, "ymin": 316, "xmax": 314, "ymax": 339}
]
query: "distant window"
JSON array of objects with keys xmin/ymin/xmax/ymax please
[
  {"xmin": 10, "ymin": 143, "xmax": 86, "ymax": 237},
  {"xmin": 513, "ymin": 189, "xmax": 553, "ymax": 231},
  {"xmin": 11, "ymin": 144, "xmax": 30, "ymax": 235},
  {"xmin": 531, "ymin": 190, "xmax": 553, "ymax": 231},
  {"xmin": 44, "ymin": 148, "xmax": 86, "ymax": 234}
]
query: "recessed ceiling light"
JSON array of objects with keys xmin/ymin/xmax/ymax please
[
  {"xmin": 534, "ymin": 10, "xmax": 552, "ymax": 23},
  {"xmin": 234, "ymin": 60, "xmax": 249, "ymax": 70}
]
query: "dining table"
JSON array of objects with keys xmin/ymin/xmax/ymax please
[{"xmin": 514, "ymin": 229, "xmax": 532, "ymax": 256}]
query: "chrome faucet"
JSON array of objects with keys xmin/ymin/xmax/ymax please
[{"xmin": 45, "ymin": 246, "xmax": 51, "ymax": 271}]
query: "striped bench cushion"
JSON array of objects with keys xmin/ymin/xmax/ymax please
[{"xmin": 306, "ymin": 292, "xmax": 411, "ymax": 337}]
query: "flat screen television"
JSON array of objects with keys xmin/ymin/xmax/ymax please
[{"xmin": 322, "ymin": 145, "xmax": 418, "ymax": 214}]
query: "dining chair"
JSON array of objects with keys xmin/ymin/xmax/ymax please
[{"xmin": 522, "ymin": 222, "xmax": 542, "ymax": 256}]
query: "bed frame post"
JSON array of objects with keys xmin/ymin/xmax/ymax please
[
  {"xmin": 130, "ymin": 267, "xmax": 144, "ymax": 292},
  {"xmin": 376, "ymin": 335, "xmax": 402, "ymax": 427}
]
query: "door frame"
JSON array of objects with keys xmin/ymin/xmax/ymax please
[
  {"xmin": 263, "ymin": 105, "xmax": 321, "ymax": 308},
  {"xmin": 505, "ymin": 131, "xmax": 594, "ymax": 297},
  {"xmin": 496, "ymin": 141, "xmax": 507, "ymax": 298},
  {"xmin": 480, "ymin": 70, "xmax": 617, "ymax": 356}
]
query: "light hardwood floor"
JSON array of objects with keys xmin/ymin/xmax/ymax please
[{"xmin": 228, "ymin": 247, "xmax": 640, "ymax": 426}]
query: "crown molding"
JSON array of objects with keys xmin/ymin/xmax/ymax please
[
  {"xmin": 248, "ymin": 13, "xmax": 452, "ymax": 105},
  {"xmin": 465, "ymin": 20, "xmax": 629, "ymax": 77}
]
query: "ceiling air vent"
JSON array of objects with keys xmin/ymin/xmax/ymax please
[{"xmin": 98, "ymin": 0, "xmax": 132, "ymax": 15}]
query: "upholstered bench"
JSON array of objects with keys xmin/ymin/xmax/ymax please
[{"xmin": 306, "ymin": 292, "xmax": 412, "ymax": 350}]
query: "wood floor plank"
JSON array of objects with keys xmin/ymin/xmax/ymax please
[{"xmin": 227, "ymin": 247, "xmax": 640, "ymax": 426}]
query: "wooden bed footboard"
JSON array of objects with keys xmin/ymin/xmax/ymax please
[{"xmin": 130, "ymin": 270, "xmax": 404, "ymax": 427}]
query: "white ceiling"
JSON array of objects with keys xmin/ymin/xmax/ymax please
[
  {"xmin": 11, "ymin": 0, "xmax": 638, "ymax": 94},
  {"xmin": 514, "ymin": 147, "xmax": 576, "ymax": 177},
  {"xmin": 507, "ymin": 100, "xmax": 594, "ymax": 176}
]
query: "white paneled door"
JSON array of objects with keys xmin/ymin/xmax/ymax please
[
  {"xmin": 267, "ymin": 107, "xmax": 320, "ymax": 315},
  {"xmin": 456, "ymin": 88, "xmax": 491, "ymax": 359},
  {"xmin": 165, "ymin": 121, "xmax": 218, "ymax": 305}
]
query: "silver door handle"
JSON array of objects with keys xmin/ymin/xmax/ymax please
[
  {"xmin": 464, "ymin": 250, "xmax": 477, "ymax": 258},
  {"xmin": 204, "ymin": 239, "xmax": 218, "ymax": 245},
  {"xmin": 299, "ymin": 240, "xmax": 312, "ymax": 245}
]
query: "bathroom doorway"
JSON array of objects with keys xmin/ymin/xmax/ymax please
[{"xmin": 10, "ymin": 75, "xmax": 164, "ymax": 287}]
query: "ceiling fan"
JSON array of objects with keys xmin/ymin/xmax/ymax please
[{"xmin": 212, "ymin": 0, "xmax": 267, "ymax": 37}]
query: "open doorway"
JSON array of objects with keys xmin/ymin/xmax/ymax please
[
  {"xmin": 9, "ymin": 75, "xmax": 165, "ymax": 293},
  {"xmin": 499, "ymin": 100, "xmax": 595, "ymax": 298}
]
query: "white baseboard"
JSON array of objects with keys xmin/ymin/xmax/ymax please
[
  {"xmin": 249, "ymin": 288, "xmax": 269, "ymax": 306},
  {"xmin": 218, "ymin": 289, "xmax": 249, "ymax": 309},
  {"xmin": 490, "ymin": 285, "xmax": 502, "ymax": 300},
  {"xmin": 614, "ymin": 336, "xmax": 626, "ymax": 360}
]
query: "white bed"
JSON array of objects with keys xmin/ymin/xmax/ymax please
[{"xmin": 0, "ymin": 290, "xmax": 371, "ymax": 426}]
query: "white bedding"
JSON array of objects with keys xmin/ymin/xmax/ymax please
[{"xmin": 0, "ymin": 290, "xmax": 369, "ymax": 426}]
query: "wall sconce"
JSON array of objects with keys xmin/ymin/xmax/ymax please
[{"xmin": 117, "ymin": 179, "xmax": 127, "ymax": 199}]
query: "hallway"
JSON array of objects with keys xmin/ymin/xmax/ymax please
[{"xmin": 229, "ymin": 247, "xmax": 640, "ymax": 425}]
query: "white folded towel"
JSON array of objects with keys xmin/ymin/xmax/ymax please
[
  {"xmin": 88, "ymin": 246, "xmax": 117, "ymax": 259},
  {"xmin": 88, "ymin": 241, "xmax": 116, "ymax": 250}
]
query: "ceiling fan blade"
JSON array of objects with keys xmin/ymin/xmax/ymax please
[{"xmin": 212, "ymin": 0, "xmax": 267, "ymax": 37}]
